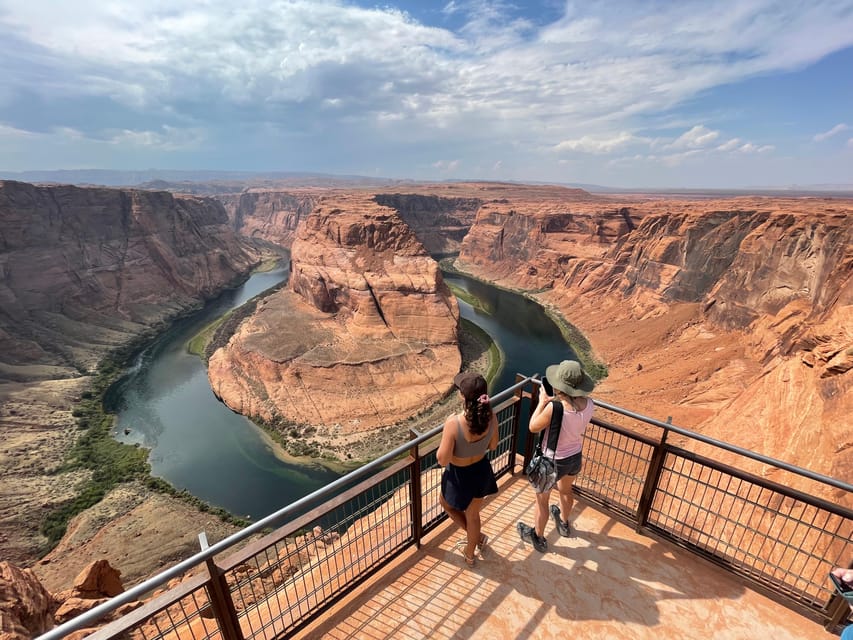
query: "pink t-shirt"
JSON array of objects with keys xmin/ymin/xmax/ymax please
[{"xmin": 543, "ymin": 398, "xmax": 594, "ymax": 459}]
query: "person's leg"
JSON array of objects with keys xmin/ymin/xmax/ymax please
[
  {"xmin": 557, "ymin": 474, "xmax": 576, "ymax": 522},
  {"xmin": 534, "ymin": 489, "xmax": 551, "ymax": 537},
  {"xmin": 464, "ymin": 497, "xmax": 484, "ymax": 560},
  {"xmin": 440, "ymin": 493, "xmax": 468, "ymax": 531}
]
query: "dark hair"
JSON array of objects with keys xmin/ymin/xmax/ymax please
[{"xmin": 463, "ymin": 397, "xmax": 492, "ymax": 436}]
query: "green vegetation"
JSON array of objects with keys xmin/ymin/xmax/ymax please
[
  {"xmin": 40, "ymin": 335, "xmax": 249, "ymax": 554},
  {"xmin": 542, "ymin": 308, "xmax": 608, "ymax": 381},
  {"xmin": 461, "ymin": 318, "xmax": 503, "ymax": 384},
  {"xmin": 187, "ymin": 312, "xmax": 232, "ymax": 356},
  {"xmin": 448, "ymin": 283, "xmax": 491, "ymax": 315}
]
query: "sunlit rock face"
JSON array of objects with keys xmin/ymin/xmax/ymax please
[
  {"xmin": 218, "ymin": 189, "xmax": 319, "ymax": 248},
  {"xmin": 0, "ymin": 180, "xmax": 260, "ymax": 381},
  {"xmin": 208, "ymin": 194, "xmax": 461, "ymax": 435},
  {"xmin": 457, "ymin": 195, "xmax": 852, "ymax": 490}
]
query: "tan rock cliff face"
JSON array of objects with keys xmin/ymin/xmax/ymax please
[
  {"xmin": 208, "ymin": 195, "xmax": 461, "ymax": 441},
  {"xmin": 457, "ymin": 196, "xmax": 852, "ymax": 488},
  {"xmin": 218, "ymin": 189, "xmax": 320, "ymax": 248},
  {"xmin": 0, "ymin": 180, "xmax": 261, "ymax": 381}
]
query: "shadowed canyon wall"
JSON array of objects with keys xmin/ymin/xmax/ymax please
[
  {"xmin": 218, "ymin": 189, "xmax": 319, "ymax": 248},
  {"xmin": 208, "ymin": 194, "xmax": 461, "ymax": 452}
]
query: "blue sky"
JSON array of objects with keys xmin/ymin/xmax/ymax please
[{"xmin": 1, "ymin": 0, "xmax": 852, "ymax": 188}]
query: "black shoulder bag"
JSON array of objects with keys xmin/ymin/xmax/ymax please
[{"xmin": 525, "ymin": 400, "xmax": 564, "ymax": 493}]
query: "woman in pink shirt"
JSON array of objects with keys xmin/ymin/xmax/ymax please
[{"xmin": 518, "ymin": 360, "xmax": 595, "ymax": 553}]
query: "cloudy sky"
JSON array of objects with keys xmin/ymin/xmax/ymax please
[{"xmin": 1, "ymin": 0, "xmax": 852, "ymax": 188}]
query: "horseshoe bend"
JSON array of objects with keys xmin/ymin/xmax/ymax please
[{"xmin": 0, "ymin": 179, "xmax": 851, "ymax": 638}]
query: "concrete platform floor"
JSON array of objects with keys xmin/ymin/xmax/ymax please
[{"xmin": 294, "ymin": 472, "xmax": 839, "ymax": 640}]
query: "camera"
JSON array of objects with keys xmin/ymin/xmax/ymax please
[{"xmin": 541, "ymin": 376, "xmax": 554, "ymax": 396}]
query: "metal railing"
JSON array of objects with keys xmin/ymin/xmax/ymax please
[{"xmin": 38, "ymin": 375, "xmax": 852, "ymax": 639}]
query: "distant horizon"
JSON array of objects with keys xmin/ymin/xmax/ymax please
[
  {"xmin": 2, "ymin": 167, "xmax": 853, "ymax": 195},
  {"xmin": 2, "ymin": 2, "xmax": 852, "ymax": 188}
]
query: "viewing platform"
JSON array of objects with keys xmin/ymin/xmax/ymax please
[
  {"xmin": 294, "ymin": 471, "xmax": 833, "ymax": 640},
  {"xmin": 38, "ymin": 376, "xmax": 853, "ymax": 640}
]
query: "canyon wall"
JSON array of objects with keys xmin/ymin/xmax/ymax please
[
  {"xmin": 0, "ymin": 180, "xmax": 261, "ymax": 381},
  {"xmin": 456, "ymin": 195, "xmax": 852, "ymax": 487},
  {"xmin": 217, "ymin": 189, "xmax": 320, "ymax": 248},
  {"xmin": 0, "ymin": 180, "xmax": 258, "ymax": 572},
  {"xmin": 207, "ymin": 194, "xmax": 461, "ymax": 455},
  {"xmin": 373, "ymin": 193, "xmax": 481, "ymax": 256}
]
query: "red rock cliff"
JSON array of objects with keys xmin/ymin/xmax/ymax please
[
  {"xmin": 208, "ymin": 195, "xmax": 461, "ymax": 449},
  {"xmin": 457, "ymin": 196, "xmax": 852, "ymax": 486},
  {"xmin": 217, "ymin": 189, "xmax": 320, "ymax": 248},
  {"xmin": 0, "ymin": 181, "xmax": 261, "ymax": 381}
]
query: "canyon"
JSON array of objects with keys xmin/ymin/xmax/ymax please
[
  {"xmin": 0, "ymin": 179, "xmax": 850, "ymax": 638},
  {"xmin": 207, "ymin": 194, "xmax": 461, "ymax": 458}
]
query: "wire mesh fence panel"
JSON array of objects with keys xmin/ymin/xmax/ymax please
[
  {"xmin": 215, "ymin": 464, "xmax": 414, "ymax": 639},
  {"xmin": 647, "ymin": 451, "xmax": 853, "ymax": 611},
  {"xmin": 576, "ymin": 420, "xmax": 653, "ymax": 519},
  {"xmin": 85, "ymin": 579, "xmax": 222, "ymax": 640}
]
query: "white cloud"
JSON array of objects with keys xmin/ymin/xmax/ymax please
[
  {"xmin": 0, "ymin": 123, "xmax": 36, "ymax": 138},
  {"xmin": 432, "ymin": 159, "xmax": 460, "ymax": 171},
  {"xmin": 668, "ymin": 125, "xmax": 720, "ymax": 150},
  {"xmin": 554, "ymin": 132, "xmax": 640, "ymax": 154},
  {"xmin": 716, "ymin": 138, "xmax": 741, "ymax": 152},
  {"xmin": 813, "ymin": 123, "xmax": 849, "ymax": 141},
  {"xmin": 0, "ymin": 1, "xmax": 851, "ymax": 182}
]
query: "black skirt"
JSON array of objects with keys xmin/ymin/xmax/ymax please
[{"xmin": 441, "ymin": 456, "xmax": 499, "ymax": 511}]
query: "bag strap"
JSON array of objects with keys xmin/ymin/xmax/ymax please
[{"xmin": 536, "ymin": 400, "xmax": 564, "ymax": 459}]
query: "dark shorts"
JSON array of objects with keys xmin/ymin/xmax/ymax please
[
  {"xmin": 441, "ymin": 456, "xmax": 499, "ymax": 511},
  {"xmin": 555, "ymin": 452, "xmax": 582, "ymax": 479}
]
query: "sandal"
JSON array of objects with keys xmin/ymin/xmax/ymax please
[
  {"xmin": 477, "ymin": 533, "xmax": 489, "ymax": 557},
  {"xmin": 463, "ymin": 552, "xmax": 476, "ymax": 567}
]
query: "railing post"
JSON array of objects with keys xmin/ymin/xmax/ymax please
[
  {"xmin": 204, "ymin": 557, "xmax": 243, "ymax": 640},
  {"xmin": 409, "ymin": 431, "xmax": 424, "ymax": 548},
  {"xmin": 520, "ymin": 374, "xmax": 538, "ymax": 474},
  {"xmin": 509, "ymin": 373, "xmax": 527, "ymax": 475},
  {"xmin": 636, "ymin": 418, "xmax": 671, "ymax": 531}
]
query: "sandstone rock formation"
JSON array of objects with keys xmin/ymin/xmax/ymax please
[
  {"xmin": 0, "ymin": 180, "xmax": 258, "ymax": 579},
  {"xmin": 455, "ymin": 194, "xmax": 852, "ymax": 491},
  {"xmin": 218, "ymin": 189, "xmax": 320, "ymax": 248},
  {"xmin": 0, "ymin": 558, "xmax": 144, "ymax": 640},
  {"xmin": 0, "ymin": 561, "xmax": 56, "ymax": 639},
  {"xmin": 208, "ymin": 194, "xmax": 461, "ymax": 450},
  {"xmin": 0, "ymin": 180, "xmax": 261, "ymax": 381}
]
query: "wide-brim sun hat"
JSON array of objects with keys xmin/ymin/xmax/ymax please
[{"xmin": 545, "ymin": 360, "xmax": 595, "ymax": 397}]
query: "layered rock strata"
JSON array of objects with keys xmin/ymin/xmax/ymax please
[
  {"xmin": 208, "ymin": 195, "xmax": 461, "ymax": 443},
  {"xmin": 456, "ymin": 196, "xmax": 852, "ymax": 489},
  {"xmin": 0, "ymin": 180, "xmax": 256, "ymax": 576},
  {"xmin": 218, "ymin": 189, "xmax": 320, "ymax": 248},
  {"xmin": 0, "ymin": 180, "xmax": 260, "ymax": 381}
]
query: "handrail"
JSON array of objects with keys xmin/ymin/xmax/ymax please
[
  {"xmin": 37, "ymin": 374, "xmax": 850, "ymax": 639},
  {"xmin": 592, "ymin": 398, "xmax": 853, "ymax": 493},
  {"xmin": 37, "ymin": 375, "xmax": 537, "ymax": 640}
]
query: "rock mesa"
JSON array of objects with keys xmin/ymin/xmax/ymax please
[{"xmin": 208, "ymin": 195, "xmax": 461, "ymax": 442}]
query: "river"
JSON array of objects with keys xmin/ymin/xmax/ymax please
[{"xmin": 109, "ymin": 265, "xmax": 575, "ymax": 521}]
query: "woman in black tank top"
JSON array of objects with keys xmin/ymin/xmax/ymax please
[{"xmin": 437, "ymin": 371, "xmax": 499, "ymax": 567}]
